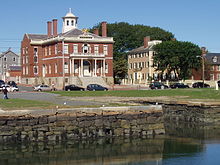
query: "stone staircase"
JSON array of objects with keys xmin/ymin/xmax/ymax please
[
  {"xmin": 78, "ymin": 77, "xmax": 108, "ymax": 88},
  {"xmin": 70, "ymin": 76, "xmax": 83, "ymax": 86}
]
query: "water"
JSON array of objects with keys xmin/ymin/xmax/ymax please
[{"xmin": 0, "ymin": 135, "xmax": 220, "ymax": 165}]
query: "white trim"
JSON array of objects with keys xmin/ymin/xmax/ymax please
[{"xmin": 42, "ymin": 56, "xmax": 69, "ymax": 60}]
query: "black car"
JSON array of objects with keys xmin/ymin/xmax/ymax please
[
  {"xmin": 0, "ymin": 80, "xmax": 5, "ymax": 86},
  {"xmin": 8, "ymin": 81, "xmax": 17, "ymax": 86},
  {"xmin": 170, "ymin": 83, "xmax": 189, "ymax": 89},
  {"xmin": 149, "ymin": 82, "xmax": 168, "ymax": 89},
  {"xmin": 87, "ymin": 84, "xmax": 108, "ymax": 91},
  {"xmin": 65, "ymin": 84, "xmax": 85, "ymax": 91},
  {"xmin": 192, "ymin": 82, "xmax": 210, "ymax": 88}
]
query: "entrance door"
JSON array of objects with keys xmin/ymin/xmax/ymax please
[{"xmin": 83, "ymin": 60, "xmax": 91, "ymax": 77}]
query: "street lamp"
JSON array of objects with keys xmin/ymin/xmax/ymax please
[{"xmin": 197, "ymin": 55, "xmax": 205, "ymax": 88}]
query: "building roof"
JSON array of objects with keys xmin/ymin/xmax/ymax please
[
  {"xmin": 128, "ymin": 46, "xmax": 149, "ymax": 54},
  {"xmin": 27, "ymin": 34, "xmax": 48, "ymax": 40},
  {"xmin": 0, "ymin": 49, "xmax": 19, "ymax": 58},
  {"xmin": 60, "ymin": 28, "xmax": 101, "ymax": 38},
  {"xmin": 205, "ymin": 53, "xmax": 220, "ymax": 65}
]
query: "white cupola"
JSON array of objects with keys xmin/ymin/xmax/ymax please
[{"xmin": 62, "ymin": 8, "xmax": 78, "ymax": 33}]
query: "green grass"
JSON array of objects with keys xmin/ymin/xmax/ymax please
[
  {"xmin": 0, "ymin": 98, "xmax": 59, "ymax": 110},
  {"xmin": 50, "ymin": 88, "xmax": 220, "ymax": 100}
]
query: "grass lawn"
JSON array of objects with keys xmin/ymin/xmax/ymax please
[
  {"xmin": 0, "ymin": 98, "xmax": 60, "ymax": 110},
  {"xmin": 51, "ymin": 88, "xmax": 220, "ymax": 100}
]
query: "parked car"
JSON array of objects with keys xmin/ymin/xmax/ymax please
[
  {"xmin": 192, "ymin": 82, "xmax": 210, "ymax": 88},
  {"xmin": 0, "ymin": 80, "xmax": 5, "ymax": 86},
  {"xmin": 0, "ymin": 84, "xmax": 19, "ymax": 92},
  {"xmin": 87, "ymin": 84, "xmax": 108, "ymax": 91},
  {"xmin": 218, "ymin": 80, "xmax": 220, "ymax": 87},
  {"xmin": 170, "ymin": 83, "xmax": 189, "ymax": 89},
  {"xmin": 149, "ymin": 82, "xmax": 168, "ymax": 90},
  {"xmin": 33, "ymin": 84, "xmax": 52, "ymax": 91},
  {"xmin": 7, "ymin": 81, "xmax": 17, "ymax": 86},
  {"xmin": 65, "ymin": 84, "xmax": 85, "ymax": 91}
]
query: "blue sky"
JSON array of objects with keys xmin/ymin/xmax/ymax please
[{"xmin": 0, "ymin": 0, "xmax": 219, "ymax": 54}]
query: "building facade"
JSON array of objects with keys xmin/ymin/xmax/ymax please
[
  {"xmin": 127, "ymin": 37, "xmax": 162, "ymax": 84},
  {"xmin": 21, "ymin": 10, "xmax": 114, "ymax": 88},
  {"xmin": 0, "ymin": 49, "xmax": 20, "ymax": 81}
]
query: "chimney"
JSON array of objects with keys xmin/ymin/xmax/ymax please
[
  {"xmin": 47, "ymin": 21, "xmax": 52, "ymax": 37},
  {"xmin": 144, "ymin": 36, "xmax": 150, "ymax": 48},
  {"xmin": 52, "ymin": 19, "xmax": 58, "ymax": 36},
  {"xmin": 102, "ymin": 22, "xmax": 107, "ymax": 37},
  {"xmin": 201, "ymin": 47, "xmax": 207, "ymax": 55},
  {"xmin": 93, "ymin": 28, "xmax": 99, "ymax": 36}
]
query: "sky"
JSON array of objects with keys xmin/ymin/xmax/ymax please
[{"xmin": 0, "ymin": 0, "xmax": 220, "ymax": 54}]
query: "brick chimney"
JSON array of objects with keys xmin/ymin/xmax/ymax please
[
  {"xmin": 47, "ymin": 21, "xmax": 52, "ymax": 37},
  {"xmin": 144, "ymin": 36, "xmax": 150, "ymax": 48},
  {"xmin": 93, "ymin": 28, "xmax": 99, "ymax": 36},
  {"xmin": 52, "ymin": 19, "xmax": 58, "ymax": 36},
  {"xmin": 201, "ymin": 47, "xmax": 207, "ymax": 55},
  {"xmin": 102, "ymin": 22, "xmax": 107, "ymax": 37}
]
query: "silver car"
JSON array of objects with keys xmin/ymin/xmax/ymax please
[{"xmin": 33, "ymin": 84, "xmax": 52, "ymax": 91}]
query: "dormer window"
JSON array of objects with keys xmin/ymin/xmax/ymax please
[{"xmin": 213, "ymin": 56, "xmax": 218, "ymax": 63}]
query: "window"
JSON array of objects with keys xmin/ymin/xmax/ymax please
[
  {"xmin": 23, "ymin": 66, "xmax": 25, "ymax": 75},
  {"xmin": 64, "ymin": 62, "xmax": 69, "ymax": 73},
  {"xmin": 34, "ymin": 66, "xmax": 38, "ymax": 74},
  {"xmin": 49, "ymin": 64, "xmax": 51, "ymax": 74},
  {"xmin": 67, "ymin": 20, "xmax": 69, "ymax": 26},
  {"xmin": 71, "ymin": 20, "xmax": 74, "ymax": 26},
  {"xmin": 103, "ymin": 45, "xmax": 108, "ymax": 55},
  {"xmin": 105, "ymin": 63, "xmax": 108, "ymax": 73},
  {"xmin": 34, "ymin": 56, "xmax": 38, "ymax": 63},
  {"xmin": 55, "ymin": 44, "xmax": 58, "ymax": 55},
  {"xmin": 26, "ymin": 56, "xmax": 28, "ymax": 63},
  {"xmin": 217, "ymin": 65, "xmax": 220, "ymax": 71},
  {"xmin": 4, "ymin": 57, "xmax": 6, "ymax": 61},
  {"xmin": 34, "ymin": 47, "xmax": 38, "ymax": 55},
  {"xmin": 23, "ymin": 56, "xmax": 25, "ymax": 64},
  {"xmin": 83, "ymin": 44, "xmax": 89, "ymax": 53},
  {"xmin": 94, "ymin": 45, "xmax": 99, "ymax": 54},
  {"xmin": 73, "ymin": 44, "xmax": 78, "ymax": 53},
  {"xmin": 49, "ymin": 46, "xmax": 51, "ymax": 55},
  {"xmin": 64, "ymin": 44, "xmax": 69, "ymax": 54},
  {"xmin": 55, "ymin": 63, "xmax": 58, "ymax": 74},
  {"xmin": 45, "ymin": 47, "xmax": 47, "ymax": 56},
  {"xmin": 210, "ymin": 66, "xmax": 214, "ymax": 71},
  {"xmin": 26, "ymin": 66, "xmax": 29, "ymax": 75}
]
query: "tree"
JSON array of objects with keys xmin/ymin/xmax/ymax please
[
  {"xmin": 153, "ymin": 41, "xmax": 202, "ymax": 80},
  {"xmin": 91, "ymin": 22, "xmax": 174, "ymax": 80}
]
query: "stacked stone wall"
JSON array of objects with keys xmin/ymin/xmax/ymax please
[{"xmin": 0, "ymin": 106, "xmax": 164, "ymax": 142}]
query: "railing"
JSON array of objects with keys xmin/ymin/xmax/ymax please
[{"xmin": 70, "ymin": 53, "xmax": 105, "ymax": 58}]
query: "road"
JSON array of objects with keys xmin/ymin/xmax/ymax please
[{"xmin": 0, "ymin": 85, "xmax": 103, "ymax": 106}]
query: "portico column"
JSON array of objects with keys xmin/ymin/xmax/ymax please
[
  {"xmin": 101, "ymin": 60, "xmax": 103, "ymax": 76},
  {"xmin": 81, "ymin": 59, "xmax": 83, "ymax": 77},
  {"xmin": 72, "ymin": 58, "xmax": 75, "ymax": 75},
  {"xmin": 94, "ymin": 59, "xmax": 97, "ymax": 77},
  {"xmin": 69, "ymin": 58, "xmax": 72, "ymax": 75},
  {"xmin": 103, "ymin": 59, "xmax": 106, "ymax": 77}
]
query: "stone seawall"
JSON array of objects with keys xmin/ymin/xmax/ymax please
[
  {"xmin": 0, "ymin": 106, "xmax": 164, "ymax": 142},
  {"xmin": 163, "ymin": 104, "xmax": 220, "ymax": 138}
]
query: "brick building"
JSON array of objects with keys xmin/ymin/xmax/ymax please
[
  {"xmin": 21, "ymin": 9, "xmax": 114, "ymax": 88},
  {"xmin": 127, "ymin": 37, "xmax": 162, "ymax": 84}
]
